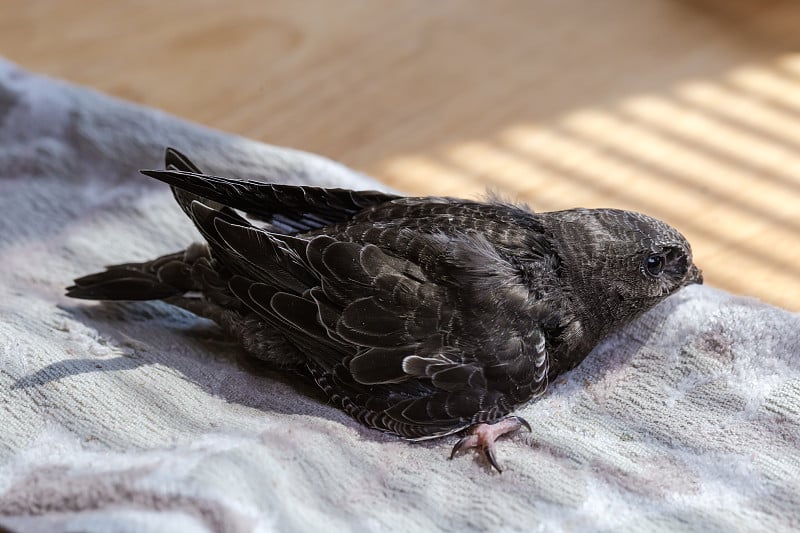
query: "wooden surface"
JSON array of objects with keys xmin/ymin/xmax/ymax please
[{"xmin": 2, "ymin": 0, "xmax": 800, "ymax": 310}]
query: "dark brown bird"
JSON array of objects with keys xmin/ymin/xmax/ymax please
[{"xmin": 67, "ymin": 148, "xmax": 702, "ymax": 472}]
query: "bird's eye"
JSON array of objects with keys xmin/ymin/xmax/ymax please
[{"xmin": 643, "ymin": 254, "xmax": 666, "ymax": 277}]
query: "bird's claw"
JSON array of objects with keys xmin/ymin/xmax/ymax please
[
  {"xmin": 513, "ymin": 415, "xmax": 532, "ymax": 433},
  {"xmin": 450, "ymin": 434, "xmax": 478, "ymax": 459},
  {"xmin": 484, "ymin": 445, "xmax": 501, "ymax": 473},
  {"xmin": 449, "ymin": 415, "xmax": 531, "ymax": 473}
]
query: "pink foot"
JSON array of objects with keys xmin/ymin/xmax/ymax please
[{"xmin": 449, "ymin": 416, "xmax": 531, "ymax": 473}]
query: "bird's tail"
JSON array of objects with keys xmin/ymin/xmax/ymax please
[
  {"xmin": 66, "ymin": 246, "xmax": 208, "ymax": 301},
  {"xmin": 67, "ymin": 148, "xmax": 216, "ymax": 302}
]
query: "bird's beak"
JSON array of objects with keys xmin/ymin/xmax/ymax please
[{"xmin": 686, "ymin": 264, "xmax": 703, "ymax": 285}]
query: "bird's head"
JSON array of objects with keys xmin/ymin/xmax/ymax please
[{"xmin": 543, "ymin": 208, "xmax": 701, "ymax": 336}]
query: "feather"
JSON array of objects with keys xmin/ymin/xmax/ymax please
[{"xmin": 141, "ymin": 149, "xmax": 400, "ymax": 233}]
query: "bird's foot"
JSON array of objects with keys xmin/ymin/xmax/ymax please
[{"xmin": 449, "ymin": 416, "xmax": 531, "ymax": 473}]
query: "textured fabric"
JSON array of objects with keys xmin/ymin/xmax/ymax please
[{"xmin": 0, "ymin": 59, "xmax": 798, "ymax": 532}]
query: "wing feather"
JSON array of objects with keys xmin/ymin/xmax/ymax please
[{"xmin": 142, "ymin": 148, "xmax": 400, "ymax": 232}]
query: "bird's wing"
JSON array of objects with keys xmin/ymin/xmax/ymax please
[
  {"xmin": 301, "ymin": 230, "xmax": 551, "ymax": 438},
  {"xmin": 141, "ymin": 148, "xmax": 401, "ymax": 233},
  {"xmin": 156, "ymin": 161, "xmax": 550, "ymax": 437},
  {"xmin": 187, "ymin": 194, "xmax": 549, "ymax": 437}
]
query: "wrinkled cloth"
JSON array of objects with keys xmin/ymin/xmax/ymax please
[{"xmin": 0, "ymin": 59, "xmax": 798, "ymax": 533}]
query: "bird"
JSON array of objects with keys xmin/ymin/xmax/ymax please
[{"xmin": 67, "ymin": 148, "xmax": 702, "ymax": 472}]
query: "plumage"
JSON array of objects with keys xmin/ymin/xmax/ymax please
[{"xmin": 67, "ymin": 148, "xmax": 702, "ymax": 472}]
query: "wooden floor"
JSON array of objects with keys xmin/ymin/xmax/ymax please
[{"xmin": 2, "ymin": 0, "xmax": 800, "ymax": 310}]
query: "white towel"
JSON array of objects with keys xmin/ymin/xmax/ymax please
[{"xmin": 0, "ymin": 59, "xmax": 798, "ymax": 532}]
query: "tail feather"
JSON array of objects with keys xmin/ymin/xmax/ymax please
[{"xmin": 66, "ymin": 251, "xmax": 192, "ymax": 301}]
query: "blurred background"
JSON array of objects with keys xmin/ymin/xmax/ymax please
[{"xmin": 1, "ymin": 0, "xmax": 799, "ymax": 310}]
